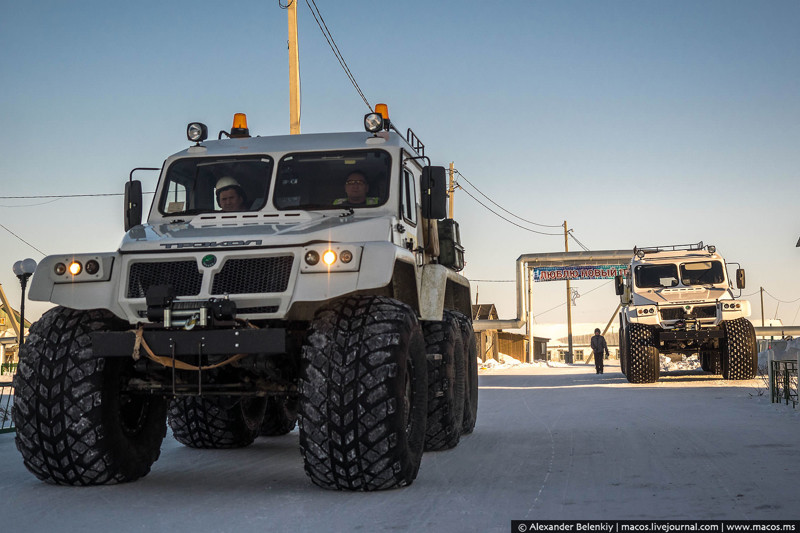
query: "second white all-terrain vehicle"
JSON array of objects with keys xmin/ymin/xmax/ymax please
[{"xmin": 615, "ymin": 242, "xmax": 757, "ymax": 383}]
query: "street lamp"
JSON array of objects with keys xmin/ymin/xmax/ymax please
[{"xmin": 12, "ymin": 258, "xmax": 37, "ymax": 348}]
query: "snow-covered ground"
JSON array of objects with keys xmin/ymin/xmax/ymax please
[{"xmin": 1, "ymin": 361, "xmax": 797, "ymax": 531}]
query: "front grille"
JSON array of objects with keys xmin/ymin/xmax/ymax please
[
  {"xmin": 660, "ymin": 305, "xmax": 718, "ymax": 321},
  {"xmin": 128, "ymin": 261, "xmax": 202, "ymax": 298},
  {"xmin": 660, "ymin": 308, "xmax": 683, "ymax": 320},
  {"xmin": 693, "ymin": 305, "xmax": 717, "ymax": 319},
  {"xmin": 211, "ymin": 256, "xmax": 293, "ymax": 295}
]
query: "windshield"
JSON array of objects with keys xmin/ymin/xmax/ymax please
[
  {"xmin": 273, "ymin": 149, "xmax": 391, "ymax": 210},
  {"xmin": 635, "ymin": 264, "xmax": 679, "ymax": 288},
  {"xmin": 680, "ymin": 261, "xmax": 725, "ymax": 286},
  {"xmin": 158, "ymin": 156, "xmax": 273, "ymax": 215}
]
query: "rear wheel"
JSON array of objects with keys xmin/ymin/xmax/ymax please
[
  {"xmin": 422, "ymin": 311, "xmax": 465, "ymax": 451},
  {"xmin": 624, "ymin": 323, "xmax": 660, "ymax": 384},
  {"xmin": 451, "ymin": 311, "xmax": 478, "ymax": 434},
  {"xmin": 259, "ymin": 396, "xmax": 297, "ymax": 436},
  {"xmin": 169, "ymin": 394, "xmax": 266, "ymax": 448},
  {"xmin": 298, "ymin": 296, "xmax": 427, "ymax": 491},
  {"xmin": 721, "ymin": 318, "xmax": 757, "ymax": 380},
  {"xmin": 13, "ymin": 307, "xmax": 167, "ymax": 485}
]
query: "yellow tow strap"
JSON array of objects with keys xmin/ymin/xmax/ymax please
[{"xmin": 132, "ymin": 327, "xmax": 247, "ymax": 371}]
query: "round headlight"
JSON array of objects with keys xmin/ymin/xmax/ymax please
[
  {"xmin": 54, "ymin": 262, "xmax": 67, "ymax": 276},
  {"xmin": 340, "ymin": 250, "xmax": 353, "ymax": 263},
  {"xmin": 304, "ymin": 251, "xmax": 320, "ymax": 266},
  {"xmin": 364, "ymin": 113, "xmax": 383, "ymax": 133},
  {"xmin": 85, "ymin": 259, "xmax": 100, "ymax": 275},
  {"xmin": 323, "ymin": 250, "xmax": 337, "ymax": 266},
  {"xmin": 69, "ymin": 261, "xmax": 82, "ymax": 276}
]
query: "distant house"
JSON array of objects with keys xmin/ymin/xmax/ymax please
[
  {"xmin": 471, "ymin": 304, "xmax": 549, "ymax": 363},
  {"xmin": 497, "ymin": 331, "xmax": 550, "ymax": 363}
]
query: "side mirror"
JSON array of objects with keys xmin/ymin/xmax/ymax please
[
  {"xmin": 614, "ymin": 275, "xmax": 624, "ymax": 296},
  {"xmin": 736, "ymin": 268, "xmax": 746, "ymax": 289},
  {"xmin": 420, "ymin": 166, "xmax": 447, "ymax": 220},
  {"xmin": 124, "ymin": 180, "xmax": 143, "ymax": 231}
]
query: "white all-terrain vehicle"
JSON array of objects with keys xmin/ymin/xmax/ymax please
[
  {"xmin": 615, "ymin": 242, "xmax": 757, "ymax": 384},
  {"xmin": 13, "ymin": 108, "xmax": 477, "ymax": 490}
]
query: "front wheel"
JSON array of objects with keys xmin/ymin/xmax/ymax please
[
  {"xmin": 298, "ymin": 296, "xmax": 428, "ymax": 491},
  {"xmin": 721, "ymin": 319, "xmax": 757, "ymax": 380},
  {"xmin": 624, "ymin": 323, "xmax": 660, "ymax": 384},
  {"xmin": 13, "ymin": 307, "xmax": 167, "ymax": 485}
]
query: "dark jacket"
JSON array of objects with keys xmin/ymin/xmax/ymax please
[{"xmin": 590, "ymin": 334, "xmax": 609, "ymax": 355}]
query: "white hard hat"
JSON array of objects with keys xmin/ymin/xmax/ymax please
[{"xmin": 216, "ymin": 176, "xmax": 240, "ymax": 190}]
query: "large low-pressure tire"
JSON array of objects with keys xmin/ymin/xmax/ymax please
[
  {"xmin": 619, "ymin": 314, "xmax": 629, "ymax": 376},
  {"xmin": 298, "ymin": 295, "xmax": 428, "ymax": 491},
  {"xmin": 169, "ymin": 393, "xmax": 266, "ymax": 449},
  {"xmin": 624, "ymin": 323, "xmax": 661, "ymax": 384},
  {"xmin": 13, "ymin": 307, "xmax": 167, "ymax": 485},
  {"xmin": 721, "ymin": 318, "xmax": 758, "ymax": 380},
  {"xmin": 422, "ymin": 311, "xmax": 465, "ymax": 451},
  {"xmin": 452, "ymin": 311, "xmax": 478, "ymax": 435},
  {"xmin": 259, "ymin": 396, "xmax": 297, "ymax": 436}
]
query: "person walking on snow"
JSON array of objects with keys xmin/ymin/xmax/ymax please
[{"xmin": 591, "ymin": 328, "xmax": 610, "ymax": 374}]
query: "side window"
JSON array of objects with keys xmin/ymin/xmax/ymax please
[
  {"xmin": 164, "ymin": 181, "xmax": 188, "ymax": 213},
  {"xmin": 402, "ymin": 169, "xmax": 417, "ymax": 225}
]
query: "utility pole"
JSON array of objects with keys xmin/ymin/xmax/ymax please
[
  {"xmin": 288, "ymin": 0, "xmax": 301, "ymax": 135},
  {"xmin": 448, "ymin": 162, "xmax": 455, "ymax": 219},
  {"xmin": 527, "ymin": 267, "xmax": 533, "ymax": 363},
  {"xmin": 760, "ymin": 286, "xmax": 765, "ymax": 327},
  {"xmin": 564, "ymin": 221, "xmax": 573, "ymax": 364}
]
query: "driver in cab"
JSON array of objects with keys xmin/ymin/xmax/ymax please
[{"xmin": 333, "ymin": 171, "xmax": 379, "ymax": 207}]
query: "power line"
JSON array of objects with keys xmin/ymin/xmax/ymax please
[
  {"xmin": 0, "ymin": 193, "xmax": 122, "ymax": 199},
  {"xmin": 0, "ymin": 198, "xmax": 62, "ymax": 208},
  {"xmin": 304, "ymin": 0, "xmax": 371, "ymax": 111},
  {"xmin": 762, "ymin": 289, "xmax": 800, "ymax": 304},
  {"xmin": 457, "ymin": 186, "xmax": 563, "ymax": 236},
  {"xmin": 454, "ymin": 170, "xmax": 562, "ymax": 228},
  {"xmin": 0, "ymin": 223, "xmax": 47, "ymax": 257},
  {"xmin": 568, "ymin": 230, "xmax": 590, "ymax": 251},
  {"xmin": 0, "ymin": 192, "xmax": 155, "ymax": 200}
]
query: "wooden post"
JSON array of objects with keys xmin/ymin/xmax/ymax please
[
  {"xmin": 564, "ymin": 221, "xmax": 573, "ymax": 364},
  {"xmin": 288, "ymin": 0, "xmax": 301, "ymax": 135}
]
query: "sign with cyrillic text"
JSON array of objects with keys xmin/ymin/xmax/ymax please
[{"xmin": 533, "ymin": 265, "xmax": 630, "ymax": 282}]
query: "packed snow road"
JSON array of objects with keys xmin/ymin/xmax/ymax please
[{"xmin": 1, "ymin": 361, "xmax": 798, "ymax": 532}]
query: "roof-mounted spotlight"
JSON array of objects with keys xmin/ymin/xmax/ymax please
[
  {"xmin": 707, "ymin": 245, "xmax": 716, "ymax": 253},
  {"xmin": 187, "ymin": 122, "xmax": 208, "ymax": 144},
  {"xmin": 364, "ymin": 112, "xmax": 383, "ymax": 133},
  {"xmin": 365, "ymin": 103, "xmax": 390, "ymax": 133}
]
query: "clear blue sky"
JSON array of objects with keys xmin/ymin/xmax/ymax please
[{"xmin": 1, "ymin": 1, "xmax": 798, "ymax": 334}]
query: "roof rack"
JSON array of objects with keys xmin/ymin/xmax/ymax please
[{"xmin": 633, "ymin": 241, "xmax": 707, "ymax": 258}]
